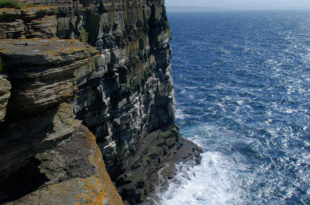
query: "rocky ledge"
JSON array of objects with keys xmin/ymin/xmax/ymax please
[{"xmin": 0, "ymin": 0, "xmax": 202, "ymax": 204}]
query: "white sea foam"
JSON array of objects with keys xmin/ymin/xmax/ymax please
[
  {"xmin": 180, "ymin": 88, "xmax": 187, "ymax": 95},
  {"xmin": 156, "ymin": 124, "xmax": 251, "ymax": 205},
  {"xmin": 284, "ymin": 108, "xmax": 294, "ymax": 114},
  {"xmin": 158, "ymin": 152, "xmax": 247, "ymax": 205},
  {"xmin": 175, "ymin": 109, "xmax": 188, "ymax": 120},
  {"xmin": 236, "ymin": 100, "xmax": 244, "ymax": 106}
]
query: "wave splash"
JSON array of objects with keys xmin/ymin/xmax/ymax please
[{"xmin": 158, "ymin": 152, "xmax": 247, "ymax": 205}]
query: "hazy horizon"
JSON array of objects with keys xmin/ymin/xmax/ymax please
[{"xmin": 166, "ymin": 0, "xmax": 310, "ymax": 10}]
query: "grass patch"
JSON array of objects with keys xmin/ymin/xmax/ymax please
[{"xmin": 0, "ymin": 0, "xmax": 20, "ymax": 9}]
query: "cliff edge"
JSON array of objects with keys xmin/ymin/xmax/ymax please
[{"xmin": 0, "ymin": 1, "xmax": 201, "ymax": 204}]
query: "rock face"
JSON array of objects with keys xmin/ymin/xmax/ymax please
[
  {"xmin": 0, "ymin": 0, "xmax": 201, "ymax": 204},
  {"xmin": 0, "ymin": 76, "xmax": 11, "ymax": 122},
  {"xmin": 0, "ymin": 6, "xmax": 57, "ymax": 39}
]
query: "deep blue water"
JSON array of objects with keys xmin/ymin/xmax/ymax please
[{"xmin": 160, "ymin": 11, "xmax": 310, "ymax": 204}]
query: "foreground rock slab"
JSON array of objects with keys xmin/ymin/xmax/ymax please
[
  {"xmin": 2, "ymin": 123, "xmax": 123, "ymax": 205},
  {"xmin": 0, "ymin": 38, "xmax": 98, "ymax": 114},
  {"xmin": 0, "ymin": 38, "xmax": 97, "ymax": 66},
  {"xmin": 0, "ymin": 38, "xmax": 122, "ymax": 204}
]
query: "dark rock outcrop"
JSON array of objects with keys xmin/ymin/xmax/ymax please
[{"xmin": 0, "ymin": 0, "xmax": 201, "ymax": 204}]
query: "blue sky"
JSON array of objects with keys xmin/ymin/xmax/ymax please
[{"xmin": 165, "ymin": 0, "xmax": 310, "ymax": 10}]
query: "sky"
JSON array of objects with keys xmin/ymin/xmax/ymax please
[{"xmin": 165, "ymin": 0, "xmax": 310, "ymax": 10}]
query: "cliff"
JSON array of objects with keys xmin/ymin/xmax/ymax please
[{"xmin": 0, "ymin": 1, "xmax": 201, "ymax": 204}]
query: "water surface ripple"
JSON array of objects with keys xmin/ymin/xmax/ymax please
[{"xmin": 160, "ymin": 11, "xmax": 310, "ymax": 205}]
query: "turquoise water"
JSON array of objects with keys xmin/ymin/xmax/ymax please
[{"xmin": 160, "ymin": 11, "xmax": 310, "ymax": 205}]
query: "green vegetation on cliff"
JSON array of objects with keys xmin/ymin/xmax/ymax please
[
  {"xmin": 0, "ymin": 0, "xmax": 19, "ymax": 8},
  {"xmin": 0, "ymin": 0, "xmax": 35, "ymax": 9}
]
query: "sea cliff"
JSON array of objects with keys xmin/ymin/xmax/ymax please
[{"xmin": 0, "ymin": 0, "xmax": 201, "ymax": 204}]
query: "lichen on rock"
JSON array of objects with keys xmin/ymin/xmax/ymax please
[{"xmin": 2, "ymin": 124, "xmax": 123, "ymax": 205}]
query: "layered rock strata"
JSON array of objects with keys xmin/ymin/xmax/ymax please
[
  {"xmin": 0, "ymin": 0, "xmax": 201, "ymax": 204},
  {"xmin": 0, "ymin": 6, "xmax": 57, "ymax": 39},
  {"xmin": 0, "ymin": 39, "xmax": 123, "ymax": 205}
]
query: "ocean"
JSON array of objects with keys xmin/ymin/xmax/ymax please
[{"xmin": 159, "ymin": 11, "xmax": 310, "ymax": 204}]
